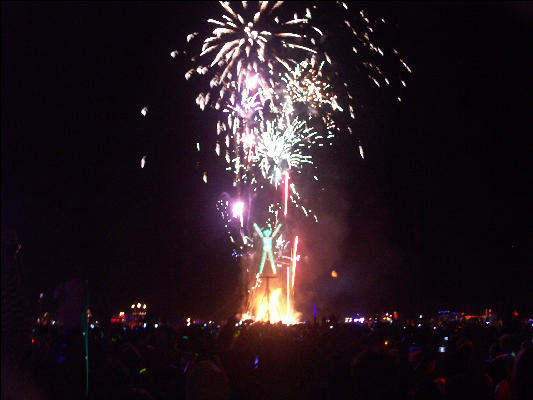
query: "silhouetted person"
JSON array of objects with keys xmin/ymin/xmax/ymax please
[
  {"xmin": 443, "ymin": 338, "xmax": 492, "ymax": 400},
  {"xmin": 351, "ymin": 349, "xmax": 405, "ymax": 400},
  {"xmin": 512, "ymin": 346, "xmax": 533, "ymax": 400}
]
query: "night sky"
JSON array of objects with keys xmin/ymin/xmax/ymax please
[{"xmin": 2, "ymin": 2, "xmax": 532, "ymax": 320}]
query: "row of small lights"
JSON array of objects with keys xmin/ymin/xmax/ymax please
[{"xmin": 118, "ymin": 323, "xmax": 158, "ymax": 329}]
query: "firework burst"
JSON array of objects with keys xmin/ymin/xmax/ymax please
[{"xmin": 176, "ymin": 1, "xmax": 411, "ymax": 320}]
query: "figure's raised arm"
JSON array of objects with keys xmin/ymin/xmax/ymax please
[
  {"xmin": 253, "ymin": 223, "xmax": 263, "ymax": 237},
  {"xmin": 272, "ymin": 224, "xmax": 282, "ymax": 237}
]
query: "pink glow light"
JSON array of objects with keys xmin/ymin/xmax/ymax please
[{"xmin": 232, "ymin": 201, "xmax": 244, "ymax": 227}]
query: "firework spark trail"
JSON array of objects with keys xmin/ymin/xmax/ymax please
[
  {"xmin": 292, "ymin": 235, "xmax": 298, "ymax": 289},
  {"xmin": 283, "ymin": 171, "xmax": 289, "ymax": 216},
  {"xmin": 286, "ymin": 263, "xmax": 290, "ymax": 318}
]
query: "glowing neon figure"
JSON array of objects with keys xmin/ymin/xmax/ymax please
[{"xmin": 253, "ymin": 223, "xmax": 282, "ymax": 275}]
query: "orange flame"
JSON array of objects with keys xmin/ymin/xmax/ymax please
[{"xmin": 244, "ymin": 286, "xmax": 300, "ymax": 324}]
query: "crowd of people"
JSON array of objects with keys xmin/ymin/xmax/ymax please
[{"xmin": 3, "ymin": 309, "xmax": 533, "ymax": 400}]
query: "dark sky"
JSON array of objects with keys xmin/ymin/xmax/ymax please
[{"xmin": 2, "ymin": 2, "xmax": 532, "ymax": 320}]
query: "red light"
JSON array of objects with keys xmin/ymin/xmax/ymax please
[
  {"xmin": 32, "ymin": 338, "xmax": 35, "ymax": 344},
  {"xmin": 513, "ymin": 310, "xmax": 518, "ymax": 317},
  {"xmin": 384, "ymin": 340, "xmax": 389, "ymax": 346},
  {"xmin": 393, "ymin": 312, "xmax": 398, "ymax": 320}
]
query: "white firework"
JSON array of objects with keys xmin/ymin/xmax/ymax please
[{"xmin": 255, "ymin": 115, "xmax": 315, "ymax": 187}]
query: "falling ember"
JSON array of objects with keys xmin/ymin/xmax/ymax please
[
  {"xmin": 331, "ymin": 270, "xmax": 338, "ymax": 278},
  {"xmin": 359, "ymin": 145, "xmax": 365, "ymax": 159},
  {"xmin": 140, "ymin": 156, "xmax": 146, "ymax": 168},
  {"xmin": 202, "ymin": 172, "xmax": 207, "ymax": 183},
  {"xmin": 141, "ymin": 106, "xmax": 148, "ymax": 116}
]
